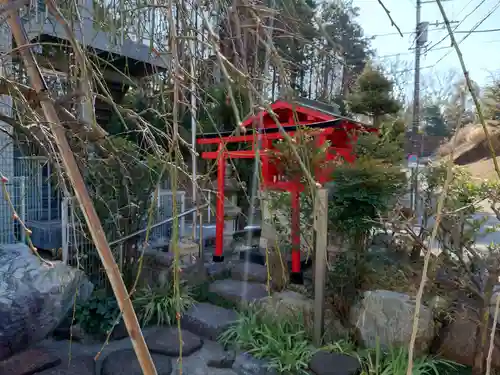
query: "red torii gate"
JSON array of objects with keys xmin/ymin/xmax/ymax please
[{"xmin": 196, "ymin": 99, "xmax": 376, "ymax": 282}]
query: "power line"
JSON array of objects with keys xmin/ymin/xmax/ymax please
[
  {"xmin": 454, "ymin": 0, "xmax": 477, "ymax": 18},
  {"xmin": 370, "ymin": 28, "xmax": 500, "ymax": 64},
  {"xmin": 370, "ymin": 27, "xmax": 500, "ymax": 40},
  {"xmin": 426, "ymin": 0, "xmax": 488, "ymax": 52},
  {"xmin": 429, "ymin": 0, "xmax": 500, "ymax": 67},
  {"xmin": 455, "ymin": 27, "xmax": 500, "ymax": 33},
  {"xmin": 369, "ymin": 28, "xmax": 440, "ymax": 38}
]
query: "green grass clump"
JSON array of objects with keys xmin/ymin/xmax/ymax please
[
  {"xmin": 323, "ymin": 338, "xmax": 462, "ymax": 375},
  {"xmin": 360, "ymin": 346, "xmax": 459, "ymax": 375},
  {"xmin": 133, "ymin": 278, "xmax": 193, "ymax": 327},
  {"xmin": 219, "ymin": 304, "xmax": 314, "ymax": 375}
]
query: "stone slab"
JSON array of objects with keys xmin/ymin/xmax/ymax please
[
  {"xmin": 147, "ymin": 327, "xmax": 203, "ymax": 357},
  {"xmin": 0, "ymin": 348, "xmax": 62, "ymax": 375},
  {"xmin": 209, "ymin": 280, "xmax": 269, "ymax": 306},
  {"xmin": 170, "ymin": 340, "xmax": 239, "ymax": 375},
  {"xmin": 101, "ymin": 349, "xmax": 172, "ymax": 375},
  {"xmin": 170, "ymin": 239, "xmax": 200, "ymax": 255},
  {"xmin": 181, "ymin": 302, "xmax": 238, "ymax": 340},
  {"xmin": 35, "ymin": 355, "xmax": 95, "ymax": 375},
  {"xmin": 261, "ymin": 290, "xmax": 314, "ymax": 317},
  {"xmin": 309, "ymin": 351, "xmax": 361, "ymax": 375},
  {"xmin": 231, "ymin": 262, "xmax": 269, "ymax": 284},
  {"xmin": 201, "ymin": 340, "xmax": 236, "ymax": 369},
  {"xmin": 232, "ymin": 352, "xmax": 277, "ymax": 375}
]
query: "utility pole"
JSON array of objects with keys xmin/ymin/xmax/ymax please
[
  {"xmin": 410, "ymin": 0, "xmax": 425, "ymax": 213},
  {"xmin": 410, "ymin": 0, "xmax": 457, "ymax": 214}
]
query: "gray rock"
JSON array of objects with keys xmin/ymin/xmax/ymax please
[
  {"xmin": 101, "ymin": 349, "xmax": 172, "ymax": 375},
  {"xmin": 231, "ymin": 263, "xmax": 268, "ymax": 284},
  {"xmin": 350, "ymin": 290, "xmax": 435, "ymax": 355},
  {"xmin": 437, "ymin": 301, "xmax": 500, "ymax": 369},
  {"xmin": 232, "ymin": 352, "xmax": 276, "ymax": 375},
  {"xmin": 0, "ymin": 243, "xmax": 93, "ymax": 360},
  {"xmin": 108, "ymin": 319, "xmax": 129, "ymax": 341},
  {"xmin": 34, "ymin": 355, "xmax": 95, "ymax": 375},
  {"xmin": 52, "ymin": 316, "xmax": 75, "ymax": 340},
  {"xmin": 36, "ymin": 327, "xmax": 161, "ymax": 375},
  {"xmin": 309, "ymin": 351, "xmax": 361, "ymax": 375},
  {"xmin": 371, "ymin": 233, "xmax": 393, "ymax": 248},
  {"xmin": 68, "ymin": 324, "xmax": 86, "ymax": 342},
  {"xmin": 138, "ymin": 250, "xmax": 174, "ymax": 288},
  {"xmin": 209, "ymin": 280, "xmax": 268, "ymax": 306},
  {"xmin": 182, "ymin": 260, "xmax": 210, "ymax": 286},
  {"xmin": 53, "ymin": 322, "xmax": 90, "ymax": 343},
  {"xmin": 147, "ymin": 327, "xmax": 203, "ymax": 356},
  {"xmin": 181, "ymin": 302, "xmax": 238, "ymax": 340},
  {"xmin": 171, "ymin": 341, "xmax": 238, "ymax": 375},
  {"xmin": 204, "ymin": 341, "xmax": 236, "ymax": 369},
  {"xmin": 0, "ymin": 348, "xmax": 62, "ymax": 375},
  {"xmin": 206, "ymin": 262, "xmax": 233, "ymax": 279}
]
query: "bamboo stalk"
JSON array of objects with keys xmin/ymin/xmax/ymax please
[{"xmin": 2, "ymin": 5, "xmax": 158, "ymax": 375}]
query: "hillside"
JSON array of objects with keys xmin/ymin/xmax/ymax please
[{"xmin": 436, "ymin": 121, "xmax": 500, "ymax": 180}]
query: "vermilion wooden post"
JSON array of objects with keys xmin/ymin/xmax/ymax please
[
  {"xmin": 290, "ymin": 189, "xmax": 303, "ymax": 283},
  {"xmin": 214, "ymin": 146, "xmax": 225, "ymax": 262}
]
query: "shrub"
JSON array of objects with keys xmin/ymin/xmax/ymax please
[
  {"xmin": 75, "ymin": 288, "xmax": 120, "ymax": 336},
  {"xmin": 133, "ymin": 277, "xmax": 193, "ymax": 327},
  {"xmin": 324, "ymin": 341, "xmax": 461, "ymax": 375},
  {"xmin": 219, "ymin": 305, "xmax": 314, "ymax": 374},
  {"xmin": 359, "ymin": 346, "xmax": 460, "ymax": 375}
]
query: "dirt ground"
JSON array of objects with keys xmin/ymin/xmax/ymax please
[{"xmin": 463, "ymin": 157, "xmax": 500, "ymax": 180}]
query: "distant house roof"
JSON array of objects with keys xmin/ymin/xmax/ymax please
[{"xmin": 290, "ymin": 97, "xmax": 341, "ymax": 117}]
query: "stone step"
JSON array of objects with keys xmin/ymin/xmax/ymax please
[
  {"xmin": 208, "ymin": 279, "xmax": 270, "ymax": 308},
  {"xmin": 147, "ymin": 327, "xmax": 203, "ymax": 356},
  {"xmin": 101, "ymin": 349, "xmax": 173, "ymax": 375},
  {"xmin": 230, "ymin": 262, "xmax": 269, "ymax": 284},
  {"xmin": 181, "ymin": 302, "xmax": 239, "ymax": 341},
  {"xmin": 238, "ymin": 247, "xmax": 313, "ymax": 270}
]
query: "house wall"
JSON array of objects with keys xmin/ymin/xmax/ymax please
[{"xmin": 0, "ymin": 25, "xmax": 14, "ymax": 243}]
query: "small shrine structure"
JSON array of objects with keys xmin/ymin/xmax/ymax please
[{"xmin": 196, "ymin": 98, "xmax": 377, "ymax": 283}]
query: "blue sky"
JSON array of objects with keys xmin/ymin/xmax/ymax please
[{"xmin": 352, "ymin": 0, "xmax": 500, "ymax": 87}]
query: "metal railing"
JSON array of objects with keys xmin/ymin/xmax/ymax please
[
  {"xmin": 198, "ymin": 188, "xmax": 216, "ymax": 223},
  {"xmin": 0, "ymin": 177, "xmax": 26, "ymax": 244},
  {"xmin": 109, "ymin": 204, "xmax": 208, "ymax": 246},
  {"xmin": 62, "ymin": 187, "xmax": 208, "ymax": 287}
]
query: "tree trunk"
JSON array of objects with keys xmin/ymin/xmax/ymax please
[{"xmin": 472, "ymin": 273, "xmax": 495, "ymax": 375}]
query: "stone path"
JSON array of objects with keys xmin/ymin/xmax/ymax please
[
  {"xmin": 26, "ymin": 326, "xmax": 241, "ymax": 375},
  {"xmin": 3, "ymin": 261, "xmax": 360, "ymax": 375}
]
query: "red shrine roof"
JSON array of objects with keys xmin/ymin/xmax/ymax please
[{"xmin": 196, "ymin": 98, "xmax": 374, "ymax": 145}]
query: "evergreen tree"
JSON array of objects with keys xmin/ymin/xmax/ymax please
[
  {"xmin": 482, "ymin": 78, "xmax": 500, "ymax": 121},
  {"xmin": 273, "ymin": 0, "xmax": 318, "ymax": 92},
  {"xmin": 423, "ymin": 104, "xmax": 449, "ymax": 136},
  {"xmin": 347, "ymin": 63, "xmax": 401, "ymax": 127},
  {"xmin": 318, "ymin": 1, "xmax": 372, "ymax": 99}
]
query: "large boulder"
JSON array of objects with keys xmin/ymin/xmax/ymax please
[
  {"xmin": 350, "ymin": 290, "xmax": 435, "ymax": 355},
  {"xmin": 437, "ymin": 299, "xmax": 500, "ymax": 369},
  {"xmin": 0, "ymin": 243, "xmax": 93, "ymax": 360}
]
